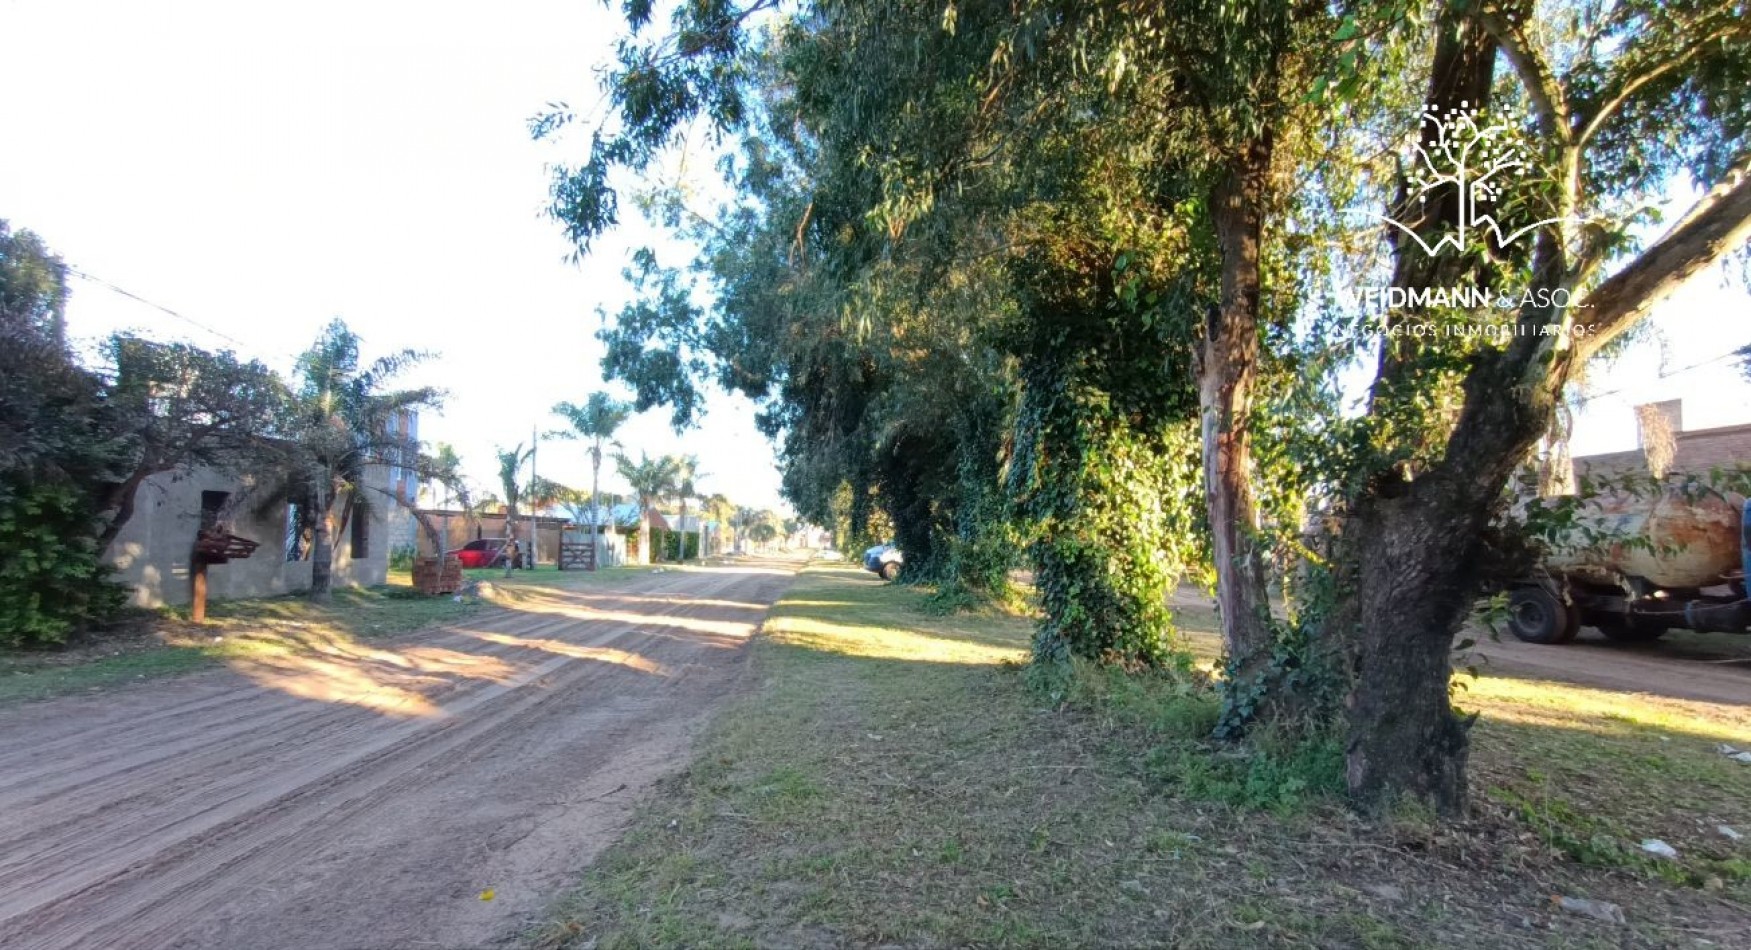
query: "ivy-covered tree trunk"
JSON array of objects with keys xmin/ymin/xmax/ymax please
[
  {"xmin": 847, "ymin": 468, "xmax": 874, "ymax": 545},
  {"xmin": 1015, "ymin": 357, "xmax": 1188, "ymax": 671},
  {"xmin": 1202, "ymin": 138, "xmax": 1278, "ymax": 687},
  {"xmin": 948, "ymin": 390, "xmax": 1014, "ymax": 596}
]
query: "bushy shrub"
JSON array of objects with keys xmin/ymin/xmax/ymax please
[
  {"xmin": 0, "ymin": 477, "xmax": 124, "ymax": 648},
  {"xmin": 660, "ymin": 530, "xmax": 700, "ymax": 561}
]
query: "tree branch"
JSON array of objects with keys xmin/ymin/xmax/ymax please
[
  {"xmin": 1576, "ymin": 23, "xmax": 1743, "ymax": 149},
  {"xmin": 1476, "ymin": 5, "xmax": 1568, "ymax": 142},
  {"xmin": 1574, "ymin": 165, "xmax": 1751, "ymax": 363}
]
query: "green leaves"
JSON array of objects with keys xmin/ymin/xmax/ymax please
[
  {"xmin": 0, "ymin": 477, "xmax": 123, "ymax": 647},
  {"xmin": 552, "ymin": 393, "xmax": 634, "ymax": 445}
]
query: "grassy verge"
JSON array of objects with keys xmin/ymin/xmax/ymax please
[
  {"xmin": 532, "ymin": 565, "xmax": 1750, "ymax": 949},
  {"xmin": 0, "ymin": 564, "xmax": 643, "ymax": 704}
]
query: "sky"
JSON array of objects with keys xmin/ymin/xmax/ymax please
[
  {"xmin": 1563, "ymin": 270, "xmax": 1751, "ymax": 455},
  {"xmin": 2, "ymin": 1, "xmax": 1748, "ymax": 507},
  {"xmin": 0, "ymin": 0, "xmax": 790, "ymax": 513}
]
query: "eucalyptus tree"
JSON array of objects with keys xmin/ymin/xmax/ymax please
[
  {"xmin": 745, "ymin": 0, "xmax": 1318, "ymax": 671},
  {"xmin": 541, "ymin": 0, "xmax": 1751, "ymax": 815},
  {"xmin": 1325, "ymin": 0, "xmax": 1751, "ymax": 812},
  {"xmin": 551, "ymin": 392, "xmax": 633, "ymax": 557},
  {"xmin": 614, "ymin": 451, "xmax": 680, "ymax": 564},
  {"xmin": 543, "ymin": 7, "xmax": 1016, "ymax": 584}
]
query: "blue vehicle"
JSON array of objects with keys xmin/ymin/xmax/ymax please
[{"xmin": 862, "ymin": 543, "xmax": 903, "ymax": 581}]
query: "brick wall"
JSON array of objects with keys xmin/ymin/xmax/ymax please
[{"xmin": 1575, "ymin": 421, "xmax": 1751, "ymax": 480}]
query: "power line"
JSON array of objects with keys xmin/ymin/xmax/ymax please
[
  {"xmin": 1573, "ymin": 347, "xmax": 1749, "ymax": 406},
  {"xmin": 66, "ymin": 267, "xmax": 252, "ymax": 349}
]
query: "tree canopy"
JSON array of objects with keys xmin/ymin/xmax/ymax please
[{"xmin": 546, "ymin": 0, "xmax": 1751, "ymax": 814}]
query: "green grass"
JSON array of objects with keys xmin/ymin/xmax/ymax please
[
  {"xmin": 0, "ymin": 582, "xmax": 483, "ymax": 704},
  {"xmin": 0, "ymin": 564, "xmax": 646, "ymax": 704},
  {"xmin": 529, "ymin": 566, "xmax": 1751, "ymax": 949},
  {"xmin": 1463, "ymin": 676, "xmax": 1751, "ymax": 891}
]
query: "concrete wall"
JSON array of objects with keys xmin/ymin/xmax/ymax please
[
  {"xmin": 104, "ymin": 466, "xmax": 391, "ymax": 608},
  {"xmin": 386, "ymin": 506, "xmax": 421, "ymax": 557},
  {"xmin": 412, "ymin": 511, "xmax": 588, "ymax": 565}
]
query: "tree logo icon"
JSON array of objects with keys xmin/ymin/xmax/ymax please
[{"xmin": 1380, "ymin": 102, "xmax": 1572, "ymax": 256}]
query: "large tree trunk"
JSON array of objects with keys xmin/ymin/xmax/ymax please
[
  {"xmin": 1347, "ymin": 158, "xmax": 1751, "ymax": 812},
  {"xmin": 1345, "ymin": 339, "xmax": 1559, "ymax": 809},
  {"xmin": 1344, "ymin": 488, "xmax": 1489, "ymax": 811},
  {"xmin": 1339, "ymin": 8, "xmax": 1503, "ymax": 812},
  {"xmin": 1202, "ymin": 137, "xmax": 1277, "ymax": 685}
]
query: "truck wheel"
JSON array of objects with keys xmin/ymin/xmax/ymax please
[
  {"xmin": 1507, "ymin": 587, "xmax": 1578, "ymax": 644},
  {"xmin": 1597, "ymin": 618, "xmax": 1666, "ymax": 643},
  {"xmin": 879, "ymin": 561, "xmax": 901, "ymax": 582}
]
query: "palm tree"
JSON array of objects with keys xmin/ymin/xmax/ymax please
[
  {"xmin": 407, "ymin": 442, "xmax": 470, "ymax": 558},
  {"xmin": 269, "ymin": 318, "xmax": 438, "ymax": 601},
  {"xmin": 495, "ymin": 443, "xmax": 534, "ymax": 575},
  {"xmin": 700, "ymin": 492, "xmax": 734, "ymax": 555},
  {"xmin": 614, "ymin": 451, "xmax": 678, "ymax": 565},
  {"xmin": 734, "ymin": 505, "xmax": 761, "ymax": 555},
  {"xmin": 551, "ymin": 393, "xmax": 632, "ymax": 566},
  {"xmin": 672, "ymin": 454, "xmax": 704, "ymax": 562}
]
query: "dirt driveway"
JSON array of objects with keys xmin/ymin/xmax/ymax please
[
  {"xmin": 1469, "ymin": 625, "xmax": 1751, "ymax": 707},
  {"xmin": 0, "ymin": 561, "xmax": 796, "ymax": 950},
  {"xmin": 1165, "ymin": 586, "xmax": 1751, "ymax": 707}
]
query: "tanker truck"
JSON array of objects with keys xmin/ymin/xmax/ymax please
[{"xmin": 1506, "ymin": 478, "xmax": 1751, "ymax": 644}]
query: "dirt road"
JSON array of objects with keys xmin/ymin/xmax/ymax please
[
  {"xmin": 0, "ymin": 561, "xmax": 796, "ymax": 950},
  {"xmin": 1165, "ymin": 586, "xmax": 1750, "ymax": 707},
  {"xmin": 1470, "ymin": 626, "xmax": 1751, "ymax": 707}
]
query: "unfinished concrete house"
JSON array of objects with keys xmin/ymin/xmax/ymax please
[{"xmin": 103, "ymin": 465, "xmax": 391, "ymax": 608}]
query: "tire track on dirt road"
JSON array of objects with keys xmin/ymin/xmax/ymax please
[{"xmin": 0, "ymin": 560, "xmax": 797, "ymax": 950}]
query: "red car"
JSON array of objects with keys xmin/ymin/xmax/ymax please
[{"xmin": 455, "ymin": 538, "xmax": 523, "ymax": 569}]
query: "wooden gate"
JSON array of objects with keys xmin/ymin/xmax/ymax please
[{"xmin": 558, "ymin": 541, "xmax": 597, "ymax": 571}]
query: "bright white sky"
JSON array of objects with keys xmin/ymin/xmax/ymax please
[
  {"xmin": 0, "ymin": 0, "xmax": 789, "ymax": 512},
  {"xmin": 1564, "ymin": 271, "xmax": 1751, "ymax": 454},
  {"xmin": 1, "ymin": 0, "xmax": 1747, "ymax": 504}
]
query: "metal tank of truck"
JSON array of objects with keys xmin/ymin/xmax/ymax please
[{"xmin": 1506, "ymin": 477, "xmax": 1751, "ymax": 644}]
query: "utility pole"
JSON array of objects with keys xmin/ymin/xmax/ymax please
[{"xmin": 528, "ymin": 424, "xmax": 538, "ymax": 570}]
